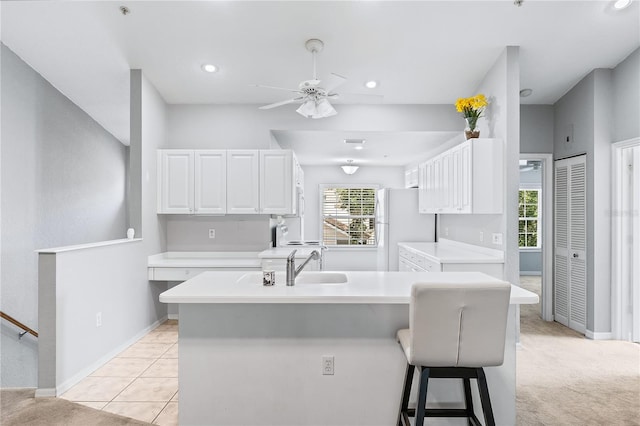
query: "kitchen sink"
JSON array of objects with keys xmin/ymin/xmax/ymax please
[{"xmin": 237, "ymin": 271, "xmax": 347, "ymax": 285}]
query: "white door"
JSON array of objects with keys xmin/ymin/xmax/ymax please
[
  {"xmin": 158, "ymin": 150, "xmax": 193, "ymax": 214},
  {"xmin": 260, "ymin": 150, "xmax": 293, "ymax": 215},
  {"xmin": 194, "ymin": 150, "xmax": 226, "ymax": 215},
  {"xmin": 554, "ymin": 155, "xmax": 587, "ymax": 334},
  {"xmin": 227, "ymin": 150, "xmax": 260, "ymax": 214}
]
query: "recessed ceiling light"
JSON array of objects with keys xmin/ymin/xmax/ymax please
[
  {"xmin": 613, "ymin": 0, "xmax": 632, "ymax": 9},
  {"xmin": 365, "ymin": 80, "xmax": 378, "ymax": 89},
  {"xmin": 202, "ymin": 64, "xmax": 218, "ymax": 73},
  {"xmin": 520, "ymin": 88, "xmax": 533, "ymax": 97},
  {"xmin": 354, "ymin": 146, "xmax": 364, "ymax": 150}
]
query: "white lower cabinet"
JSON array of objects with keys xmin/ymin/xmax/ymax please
[{"xmin": 398, "ymin": 242, "xmax": 504, "ymax": 279}]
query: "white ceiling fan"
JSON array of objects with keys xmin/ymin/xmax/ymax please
[{"xmin": 254, "ymin": 39, "xmax": 347, "ymax": 119}]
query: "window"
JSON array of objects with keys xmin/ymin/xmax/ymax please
[
  {"xmin": 519, "ymin": 189, "xmax": 540, "ymax": 248},
  {"xmin": 321, "ymin": 185, "xmax": 377, "ymax": 246}
]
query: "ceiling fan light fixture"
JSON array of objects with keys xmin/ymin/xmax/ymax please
[
  {"xmin": 316, "ymin": 99, "xmax": 337, "ymax": 118},
  {"xmin": 341, "ymin": 159, "xmax": 359, "ymax": 175},
  {"xmin": 296, "ymin": 99, "xmax": 336, "ymax": 119}
]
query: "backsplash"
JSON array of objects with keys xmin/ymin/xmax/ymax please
[{"xmin": 166, "ymin": 216, "xmax": 271, "ymax": 252}]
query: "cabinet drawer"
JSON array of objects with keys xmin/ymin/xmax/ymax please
[
  {"xmin": 149, "ymin": 267, "xmax": 259, "ymax": 281},
  {"xmin": 423, "ymin": 257, "xmax": 442, "ymax": 272}
]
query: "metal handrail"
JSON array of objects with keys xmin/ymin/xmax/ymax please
[{"xmin": 0, "ymin": 311, "xmax": 38, "ymax": 338}]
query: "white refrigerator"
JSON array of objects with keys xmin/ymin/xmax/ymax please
[{"xmin": 376, "ymin": 188, "xmax": 436, "ymax": 271}]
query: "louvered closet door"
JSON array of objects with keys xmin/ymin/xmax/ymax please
[{"xmin": 554, "ymin": 155, "xmax": 587, "ymax": 334}]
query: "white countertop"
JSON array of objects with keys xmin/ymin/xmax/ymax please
[
  {"xmin": 148, "ymin": 251, "xmax": 262, "ymax": 268},
  {"xmin": 159, "ymin": 270, "xmax": 538, "ymax": 305},
  {"xmin": 398, "ymin": 239, "xmax": 504, "ymax": 264}
]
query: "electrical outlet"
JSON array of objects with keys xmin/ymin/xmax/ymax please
[
  {"xmin": 479, "ymin": 231, "xmax": 484, "ymax": 242},
  {"xmin": 492, "ymin": 233, "xmax": 503, "ymax": 245},
  {"xmin": 208, "ymin": 229, "xmax": 216, "ymax": 239},
  {"xmin": 444, "ymin": 227, "xmax": 449, "ymax": 237},
  {"xmin": 322, "ymin": 356, "xmax": 334, "ymax": 375},
  {"xmin": 96, "ymin": 312, "xmax": 102, "ymax": 327}
]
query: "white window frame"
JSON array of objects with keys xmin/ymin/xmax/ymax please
[
  {"xmin": 319, "ymin": 184, "xmax": 379, "ymax": 248},
  {"xmin": 518, "ymin": 186, "xmax": 541, "ymax": 250}
]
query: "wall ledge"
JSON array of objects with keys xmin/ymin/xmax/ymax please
[{"xmin": 36, "ymin": 238, "xmax": 142, "ymax": 254}]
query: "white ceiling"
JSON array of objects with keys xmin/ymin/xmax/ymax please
[{"xmin": 1, "ymin": 1, "xmax": 639, "ymax": 164}]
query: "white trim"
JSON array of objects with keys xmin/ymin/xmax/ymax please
[
  {"xmin": 585, "ymin": 330, "xmax": 613, "ymax": 340},
  {"xmin": 520, "ymin": 271, "xmax": 542, "ymax": 276},
  {"xmin": 37, "ymin": 238, "xmax": 142, "ymax": 254},
  {"xmin": 41, "ymin": 316, "xmax": 168, "ymax": 397},
  {"xmin": 318, "ymin": 183, "xmax": 380, "ymax": 248},
  {"xmin": 521, "ymin": 153, "xmax": 553, "ymax": 322},
  {"xmin": 518, "ymin": 182, "xmax": 542, "ymax": 190},
  {"xmin": 168, "ymin": 313, "xmax": 180, "ymax": 320},
  {"xmin": 611, "ymin": 137, "xmax": 640, "ymax": 342}
]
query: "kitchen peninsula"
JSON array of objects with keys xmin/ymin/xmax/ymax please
[{"xmin": 160, "ymin": 271, "xmax": 537, "ymax": 425}]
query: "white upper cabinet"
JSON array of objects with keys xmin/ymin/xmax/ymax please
[
  {"xmin": 194, "ymin": 151, "xmax": 227, "ymax": 214},
  {"xmin": 158, "ymin": 150, "xmax": 226, "ymax": 214},
  {"xmin": 404, "ymin": 166, "xmax": 419, "ymax": 188},
  {"xmin": 159, "ymin": 149, "xmax": 299, "ymax": 215},
  {"xmin": 418, "ymin": 138, "xmax": 503, "ymax": 214},
  {"xmin": 227, "ymin": 150, "xmax": 260, "ymax": 214},
  {"xmin": 260, "ymin": 150, "xmax": 296, "ymax": 215},
  {"xmin": 157, "ymin": 150, "xmax": 194, "ymax": 214}
]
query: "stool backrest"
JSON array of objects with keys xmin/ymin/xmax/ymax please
[{"xmin": 409, "ymin": 281, "xmax": 511, "ymax": 368}]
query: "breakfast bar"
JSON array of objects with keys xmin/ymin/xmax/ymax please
[{"xmin": 160, "ymin": 271, "xmax": 537, "ymax": 426}]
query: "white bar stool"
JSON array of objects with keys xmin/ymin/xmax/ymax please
[{"xmin": 397, "ymin": 281, "xmax": 511, "ymax": 426}]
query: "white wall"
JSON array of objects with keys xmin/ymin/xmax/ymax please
[
  {"xmin": 440, "ymin": 47, "xmax": 520, "ymax": 280},
  {"xmin": 0, "ymin": 44, "xmax": 129, "ymax": 387},
  {"xmin": 164, "ymin": 104, "xmax": 457, "ymax": 255}
]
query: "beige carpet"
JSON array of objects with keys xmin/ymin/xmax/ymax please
[
  {"xmin": 1, "ymin": 388, "xmax": 152, "ymax": 426},
  {"xmin": 517, "ymin": 276, "xmax": 640, "ymax": 426}
]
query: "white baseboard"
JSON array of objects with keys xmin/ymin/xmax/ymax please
[
  {"xmin": 35, "ymin": 388, "xmax": 56, "ymax": 398},
  {"xmin": 45, "ymin": 316, "xmax": 168, "ymax": 397},
  {"xmin": 585, "ymin": 330, "xmax": 613, "ymax": 340},
  {"xmin": 168, "ymin": 313, "xmax": 179, "ymax": 320},
  {"xmin": 519, "ymin": 271, "xmax": 542, "ymax": 276}
]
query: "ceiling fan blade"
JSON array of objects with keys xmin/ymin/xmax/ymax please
[
  {"xmin": 323, "ymin": 73, "xmax": 347, "ymax": 92},
  {"xmin": 259, "ymin": 97, "xmax": 305, "ymax": 110},
  {"xmin": 251, "ymin": 84, "xmax": 302, "ymax": 94}
]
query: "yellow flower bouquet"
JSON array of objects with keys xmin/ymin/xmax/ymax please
[{"xmin": 455, "ymin": 93, "xmax": 488, "ymax": 134}]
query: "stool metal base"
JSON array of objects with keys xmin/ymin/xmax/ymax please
[{"xmin": 398, "ymin": 365, "xmax": 495, "ymax": 426}]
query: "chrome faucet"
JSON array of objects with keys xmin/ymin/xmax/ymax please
[{"xmin": 286, "ymin": 249, "xmax": 320, "ymax": 286}]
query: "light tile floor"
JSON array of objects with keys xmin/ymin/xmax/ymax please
[{"xmin": 60, "ymin": 320, "xmax": 179, "ymax": 425}]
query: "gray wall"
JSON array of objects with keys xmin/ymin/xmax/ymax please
[
  {"xmin": 612, "ymin": 48, "xmax": 640, "ymax": 142},
  {"xmin": 552, "ymin": 47, "xmax": 639, "ymax": 335},
  {"xmin": 0, "ymin": 44, "xmax": 128, "ymax": 387},
  {"xmin": 521, "ymin": 105, "xmax": 554, "ymax": 154}
]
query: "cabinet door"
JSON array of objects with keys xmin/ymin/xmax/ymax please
[
  {"xmin": 227, "ymin": 150, "xmax": 260, "ymax": 214},
  {"xmin": 440, "ymin": 152, "xmax": 453, "ymax": 212},
  {"xmin": 432, "ymin": 156, "xmax": 442, "ymax": 212},
  {"xmin": 459, "ymin": 141, "xmax": 472, "ymax": 213},
  {"xmin": 194, "ymin": 151, "xmax": 226, "ymax": 214},
  {"xmin": 158, "ymin": 150, "xmax": 193, "ymax": 214},
  {"xmin": 260, "ymin": 150, "xmax": 294, "ymax": 215},
  {"xmin": 451, "ymin": 145, "xmax": 462, "ymax": 212},
  {"xmin": 418, "ymin": 162, "xmax": 428, "ymax": 213}
]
